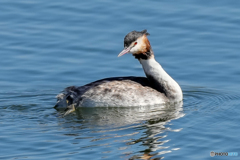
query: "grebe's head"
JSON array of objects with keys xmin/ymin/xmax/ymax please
[{"xmin": 118, "ymin": 30, "xmax": 153, "ymax": 59}]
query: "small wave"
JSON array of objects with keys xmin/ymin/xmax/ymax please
[{"xmin": 183, "ymin": 86, "xmax": 240, "ymax": 113}]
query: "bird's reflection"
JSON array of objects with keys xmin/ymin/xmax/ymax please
[
  {"xmin": 61, "ymin": 102, "xmax": 184, "ymax": 159},
  {"xmin": 75, "ymin": 102, "xmax": 183, "ymax": 126}
]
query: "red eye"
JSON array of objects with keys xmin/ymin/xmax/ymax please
[{"xmin": 134, "ymin": 42, "xmax": 137, "ymax": 45}]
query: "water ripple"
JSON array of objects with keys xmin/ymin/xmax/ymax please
[{"xmin": 184, "ymin": 87, "xmax": 240, "ymax": 111}]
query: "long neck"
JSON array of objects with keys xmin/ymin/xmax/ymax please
[{"xmin": 139, "ymin": 57, "xmax": 183, "ymax": 102}]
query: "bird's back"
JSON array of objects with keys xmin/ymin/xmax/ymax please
[{"xmin": 55, "ymin": 77, "xmax": 167, "ymax": 109}]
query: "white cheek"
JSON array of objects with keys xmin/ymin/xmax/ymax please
[
  {"xmin": 130, "ymin": 45, "xmax": 140, "ymax": 53},
  {"xmin": 129, "ymin": 38, "xmax": 143, "ymax": 54}
]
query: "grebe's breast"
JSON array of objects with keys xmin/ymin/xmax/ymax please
[{"xmin": 56, "ymin": 77, "xmax": 168, "ymax": 108}]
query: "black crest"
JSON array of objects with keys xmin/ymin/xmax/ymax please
[{"xmin": 124, "ymin": 30, "xmax": 150, "ymax": 48}]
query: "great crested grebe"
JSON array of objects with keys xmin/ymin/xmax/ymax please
[{"xmin": 55, "ymin": 30, "xmax": 182, "ymax": 115}]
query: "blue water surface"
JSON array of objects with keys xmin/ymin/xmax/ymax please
[{"xmin": 0, "ymin": 0, "xmax": 240, "ymax": 159}]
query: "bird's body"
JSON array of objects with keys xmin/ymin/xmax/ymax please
[
  {"xmin": 55, "ymin": 30, "xmax": 182, "ymax": 113},
  {"xmin": 56, "ymin": 76, "xmax": 167, "ymax": 108}
]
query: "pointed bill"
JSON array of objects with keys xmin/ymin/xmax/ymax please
[{"xmin": 118, "ymin": 47, "xmax": 131, "ymax": 57}]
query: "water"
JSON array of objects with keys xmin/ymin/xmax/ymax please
[{"xmin": 0, "ymin": 0, "xmax": 240, "ymax": 159}]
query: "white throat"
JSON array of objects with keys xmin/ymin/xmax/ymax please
[{"xmin": 139, "ymin": 58, "xmax": 183, "ymax": 102}]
